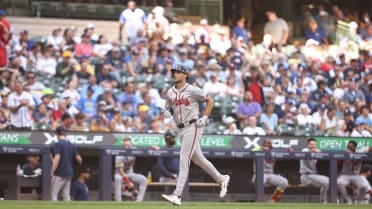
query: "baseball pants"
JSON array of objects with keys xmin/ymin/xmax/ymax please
[
  {"xmin": 114, "ymin": 173, "xmax": 148, "ymax": 202},
  {"xmin": 51, "ymin": 176, "xmax": 72, "ymax": 201},
  {"xmin": 337, "ymin": 174, "xmax": 370, "ymax": 203},
  {"xmin": 252, "ymin": 173, "xmax": 288, "ymax": 190},
  {"xmin": 357, "ymin": 176, "xmax": 371, "ymax": 203},
  {"xmin": 174, "ymin": 124, "xmax": 225, "ymax": 197},
  {"xmin": 301, "ymin": 174, "xmax": 329, "ymax": 202}
]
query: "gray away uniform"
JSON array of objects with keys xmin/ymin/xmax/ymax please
[
  {"xmin": 166, "ymin": 84, "xmax": 225, "ymax": 197},
  {"xmin": 114, "ymin": 155, "xmax": 148, "ymax": 202},
  {"xmin": 299, "ymin": 148, "xmax": 329, "ymax": 202},
  {"xmin": 337, "ymin": 158, "xmax": 368, "ymax": 203},
  {"xmin": 252, "ymin": 155, "xmax": 288, "ymax": 190}
]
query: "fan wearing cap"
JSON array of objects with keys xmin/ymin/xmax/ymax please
[
  {"xmin": 56, "ymin": 50, "xmax": 75, "ymax": 79},
  {"xmin": 161, "ymin": 64, "xmax": 230, "ymax": 206},
  {"xmin": 0, "ymin": 9, "xmax": 10, "ymax": 68},
  {"xmin": 223, "ymin": 116, "xmax": 241, "ymax": 135},
  {"xmin": 351, "ymin": 117, "xmax": 371, "ymax": 137},
  {"xmin": 51, "ymin": 126, "xmax": 82, "ymax": 201},
  {"xmin": 70, "ymin": 166, "xmax": 91, "ymax": 201}
]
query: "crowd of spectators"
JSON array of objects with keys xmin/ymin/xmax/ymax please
[{"xmin": 0, "ymin": 1, "xmax": 371, "ymax": 137}]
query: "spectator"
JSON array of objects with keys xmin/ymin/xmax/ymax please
[
  {"xmin": 47, "ymin": 27, "xmax": 63, "ymax": 51},
  {"xmin": 109, "ymin": 108, "xmax": 126, "ymax": 132},
  {"xmin": 355, "ymin": 105, "xmax": 372, "ymax": 130},
  {"xmin": 56, "ymin": 51, "xmax": 75, "ymax": 79},
  {"xmin": 296, "ymin": 103, "xmax": 315, "ymax": 127},
  {"xmin": 70, "ymin": 166, "xmax": 91, "ymax": 201},
  {"xmin": 96, "ymin": 64, "xmax": 118, "ymax": 87},
  {"xmin": 34, "ymin": 103, "xmax": 52, "ymax": 130},
  {"xmin": 195, "ymin": 19, "xmax": 211, "ymax": 44},
  {"xmin": 75, "ymin": 56, "xmax": 94, "ymax": 86},
  {"xmin": 74, "ymin": 33, "xmax": 94, "ymax": 59},
  {"xmin": 224, "ymin": 75, "xmax": 243, "ymax": 97},
  {"xmin": 151, "ymin": 6, "xmax": 170, "ymax": 36},
  {"xmin": 93, "ymin": 34, "xmax": 112, "ymax": 60},
  {"xmin": 263, "ymin": 10, "xmax": 289, "ymax": 45},
  {"xmin": 51, "ymin": 127, "xmax": 82, "ymax": 201},
  {"xmin": 305, "ymin": 19, "xmax": 328, "ymax": 44},
  {"xmin": 60, "ymin": 79, "xmax": 80, "ymax": 106},
  {"xmin": 210, "ymin": 28, "xmax": 231, "ymax": 54},
  {"xmin": 223, "ymin": 116, "xmax": 241, "ymax": 135},
  {"xmin": 203, "ymin": 72, "xmax": 226, "ymax": 97},
  {"xmin": 0, "ymin": 9, "xmax": 10, "ymax": 68},
  {"xmin": 90, "ymin": 115, "xmax": 110, "ymax": 132},
  {"xmin": 236, "ymin": 91, "xmax": 262, "ymax": 121},
  {"xmin": 351, "ymin": 117, "xmax": 371, "ymax": 137},
  {"xmin": 24, "ymin": 71, "xmax": 46, "ymax": 102},
  {"xmin": 232, "ymin": 17, "xmax": 250, "ymax": 44},
  {"xmin": 278, "ymin": 99, "xmax": 297, "ymax": 126},
  {"xmin": 8, "ymin": 81, "xmax": 35, "ymax": 130},
  {"xmin": 320, "ymin": 106, "xmax": 339, "ymax": 135},
  {"xmin": 71, "ymin": 112, "xmax": 88, "ymax": 132},
  {"xmin": 243, "ymin": 66, "xmax": 265, "ymax": 105},
  {"xmin": 105, "ymin": 46, "xmax": 127, "ymax": 81},
  {"xmin": 0, "ymin": 107, "xmax": 9, "ymax": 130},
  {"xmin": 114, "ymin": 137, "xmax": 148, "ymax": 202},
  {"xmin": 343, "ymin": 80, "xmax": 366, "ymax": 104},
  {"xmin": 59, "ymin": 112, "xmax": 75, "ymax": 131},
  {"xmin": 259, "ymin": 103, "xmax": 278, "ymax": 135},
  {"xmin": 118, "ymin": 82, "xmax": 138, "ymax": 112},
  {"xmin": 76, "ymin": 85, "xmax": 96, "ymax": 119},
  {"xmin": 242, "ymin": 116, "xmax": 266, "ymax": 135},
  {"xmin": 118, "ymin": 0, "xmax": 146, "ymax": 43},
  {"xmin": 80, "ymin": 75, "xmax": 103, "ymax": 101},
  {"xmin": 133, "ymin": 104, "xmax": 152, "ymax": 132}
]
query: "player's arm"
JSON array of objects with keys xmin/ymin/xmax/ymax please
[
  {"xmin": 118, "ymin": 167, "xmax": 134, "ymax": 188},
  {"xmin": 51, "ymin": 154, "xmax": 60, "ymax": 176},
  {"xmin": 119, "ymin": 13, "xmax": 125, "ymax": 41},
  {"xmin": 203, "ymin": 95, "xmax": 214, "ymax": 117}
]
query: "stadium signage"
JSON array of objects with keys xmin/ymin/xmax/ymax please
[
  {"xmin": 0, "ymin": 133, "xmax": 31, "ymax": 145},
  {"xmin": 243, "ymin": 136, "xmax": 299, "ymax": 149},
  {"xmin": 43, "ymin": 133, "xmax": 104, "ymax": 145}
]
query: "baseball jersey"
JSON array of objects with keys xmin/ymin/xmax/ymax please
[
  {"xmin": 115, "ymin": 155, "xmax": 136, "ymax": 174},
  {"xmin": 166, "ymin": 84, "xmax": 205, "ymax": 125},
  {"xmin": 341, "ymin": 159, "xmax": 363, "ymax": 175},
  {"xmin": 7, "ymin": 91, "xmax": 35, "ymax": 128},
  {"xmin": 299, "ymin": 148, "xmax": 318, "ymax": 174}
]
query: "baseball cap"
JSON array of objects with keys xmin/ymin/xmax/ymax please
[
  {"xmin": 138, "ymin": 105, "xmax": 149, "ymax": 112},
  {"xmin": 55, "ymin": 126, "xmax": 66, "ymax": 136},
  {"xmin": 344, "ymin": 109, "xmax": 352, "ymax": 116},
  {"xmin": 164, "ymin": 131, "xmax": 176, "ymax": 139},
  {"xmin": 361, "ymin": 164, "xmax": 372, "ymax": 173},
  {"xmin": 318, "ymin": 104, "xmax": 328, "ymax": 111},
  {"xmin": 63, "ymin": 51, "xmax": 72, "ymax": 58},
  {"xmin": 86, "ymin": 23, "xmax": 95, "ymax": 29},
  {"xmin": 355, "ymin": 117, "xmax": 366, "ymax": 125}
]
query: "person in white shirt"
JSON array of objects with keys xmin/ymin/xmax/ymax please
[
  {"xmin": 297, "ymin": 103, "xmax": 315, "ymax": 126},
  {"xmin": 195, "ymin": 19, "xmax": 211, "ymax": 43},
  {"xmin": 47, "ymin": 27, "xmax": 63, "ymax": 51},
  {"xmin": 210, "ymin": 28, "xmax": 231, "ymax": 54},
  {"xmin": 7, "ymin": 81, "xmax": 35, "ymax": 130},
  {"xmin": 36, "ymin": 50, "xmax": 57, "ymax": 76},
  {"xmin": 24, "ymin": 72, "xmax": 46, "ymax": 102},
  {"xmin": 223, "ymin": 116, "xmax": 241, "ymax": 135},
  {"xmin": 351, "ymin": 118, "xmax": 372, "ymax": 137},
  {"xmin": 119, "ymin": 0, "xmax": 146, "ymax": 43},
  {"xmin": 202, "ymin": 72, "xmax": 226, "ymax": 96},
  {"xmin": 242, "ymin": 116, "xmax": 266, "ymax": 135}
]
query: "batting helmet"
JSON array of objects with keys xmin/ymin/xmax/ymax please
[{"xmin": 171, "ymin": 64, "xmax": 190, "ymax": 80}]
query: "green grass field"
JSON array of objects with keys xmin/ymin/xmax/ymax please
[{"xmin": 1, "ymin": 201, "xmax": 371, "ymax": 209}]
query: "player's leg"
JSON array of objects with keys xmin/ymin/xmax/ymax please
[
  {"xmin": 267, "ymin": 174, "xmax": 288, "ymax": 202},
  {"xmin": 191, "ymin": 127, "xmax": 224, "ymax": 183},
  {"xmin": 51, "ymin": 176, "xmax": 64, "ymax": 201},
  {"xmin": 337, "ymin": 175, "xmax": 352, "ymax": 204},
  {"xmin": 127, "ymin": 173, "xmax": 148, "ymax": 202},
  {"xmin": 302, "ymin": 174, "xmax": 329, "ymax": 202},
  {"xmin": 173, "ymin": 125, "xmax": 199, "ymax": 197},
  {"xmin": 351, "ymin": 176, "xmax": 370, "ymax": 203},
  {"xmin": 114, "ymin": 173, "xmax": 123, "ymax": 201},
  {"xmin": 61, "ymin": 177, "xmax": 71, "ymax": 201}
]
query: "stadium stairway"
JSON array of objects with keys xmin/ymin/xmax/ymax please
[{"xmin": 7, "ymin": 16, "xmax": 120, "ymax": 43}]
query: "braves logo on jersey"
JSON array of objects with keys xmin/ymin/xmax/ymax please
[{"xmin": 172, "ymin": 98, "xmax": 190, "ymax": 106}]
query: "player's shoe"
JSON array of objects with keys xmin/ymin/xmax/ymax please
[
  {"xmin": 219, "ymin": 175, "xmax": 230, "ymax": 198},
  {"xmin": 161, "ymin": 194, "xmax": 181, "ymax": 206}
]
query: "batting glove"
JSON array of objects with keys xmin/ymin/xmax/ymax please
[{"xmin": 196, "ymin": 115, "xmax": 209, "ymax": 127}]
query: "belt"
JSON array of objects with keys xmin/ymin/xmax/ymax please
[{"xmin": 177, "ymin": 119, "xmax": 197, "ymax": 129}]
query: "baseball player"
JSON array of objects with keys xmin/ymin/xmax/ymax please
[
  {"xmin": 337, "ymin": 140, "xmax": 368, "ymax": 204},
  {"xmin": 252, "ymin": 138, "xmax": 288, "ymax": 203},
  {"xmin": 299, "ymin": 138, "xmax": 329, "ymax": 203},
  {"xmin": 161, "ymin": 64, "xmax": 230, "ymax": 206},
  {"xmin": 357, "ymin": 164, "xmax": 372, "ymax": 204}
]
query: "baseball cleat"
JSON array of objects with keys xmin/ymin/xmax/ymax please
[
  {"xmin": 161, "ymin": 194, "xmax": 182, "ymax": 206},
  {"xmin": 219, "ymin": 175, "xmax": 230, "ymax": 198}
]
